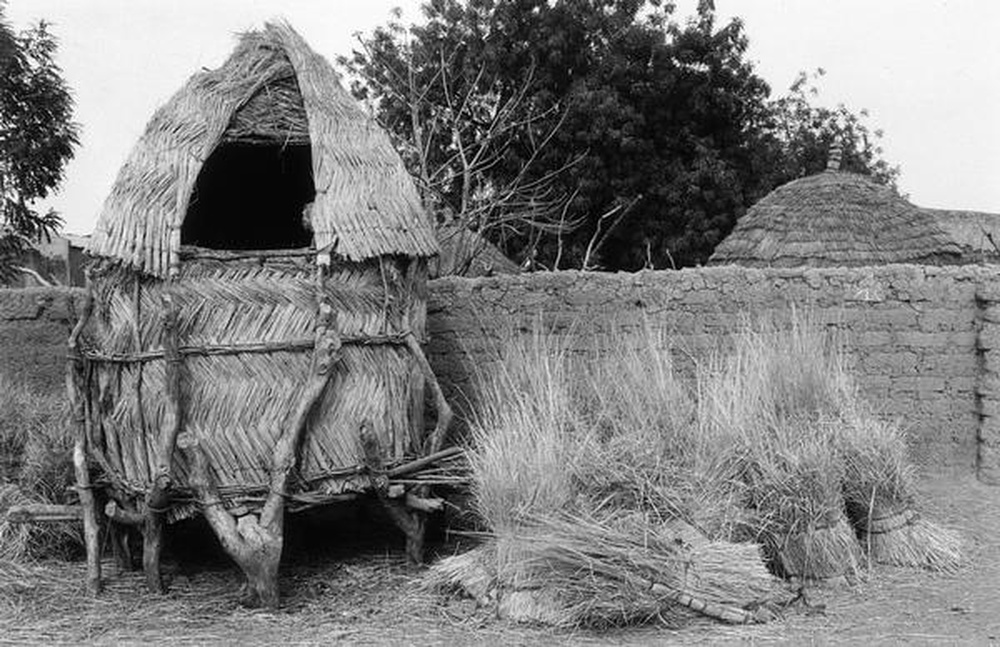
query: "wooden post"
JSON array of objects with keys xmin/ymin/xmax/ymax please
[
  {"xmin": 185, "ymin": 303, "xmax": 340, "ymax": 608},
  {"xmin": 398, "ymin": 332, "xmax": 455, "ymax": 564},
  {"xmin": 68, "ymin": 281, "xmax": 101, "ymax": 595},
  {"xmin": 361, "ymin": 425, "xmax": 427, "ymax": 565},
  {"xmin": 142, "ymin": 292, "xmax": 183, "ymax": 593},
  {"xmin": 404, "ymin": 333, "xmax": 453, "ymax": 455}
]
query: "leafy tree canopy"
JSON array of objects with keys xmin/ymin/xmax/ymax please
[
  {"xmin": 344, "ymin": 0, "xmax": 897, "ymax": 271},
  {"xmin": 0, "ymin": 2, "xmax": 78, "ymax": 282}
]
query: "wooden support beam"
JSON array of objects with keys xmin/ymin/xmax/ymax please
[
  {"xmin": 68, "ymin": 280, "xmax": 101, "ymax": 596},
  {"xmin": 185, "ymin": 303, "xmax": 340, "ymax": 609},
  {"xmin": 5, "ymin": 504, "xmax": 83, "ymax": 524},
  {"xmin": 362, "ymin": 425, "xmax": 427, "ymax": 564},
  {"xmin": 387, "ymin": 446, "xmax": 465, "ymax": 478},
  {"xmin": 404, "ymin": 493, "xmax": 444, "ymax": 513},
  {"xmin": 142, "ymin": 292, "xmax": 183, "ymax": 594},
  {"xmin": 403, "ymin": 333, "xmax": 453, "ymax": 455},
  {"xmin": 105, "ymin": 500, "xmax": 144, "ymax": 526}
]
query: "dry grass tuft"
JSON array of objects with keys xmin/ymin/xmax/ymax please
[
  {"xmin": 466, "ymin": 327, "xmax": 588, "ymax": 533},
  {"xmin": 444, "ymin": 310, "xmax": 959, "ymax": 629},
  {"xmin": 838, "ymin": 413, "xmax": 962, "ymax": 571},
  {"xmin": 694, "ymin": 315, "xmax": 864, "ymax": 582},
  {"xmin": 0, "ymin": 374, "xmax": 79, "ymax": 561},
  {"xmin": 451, "ymin": 321, "xmax": 793, "ymax": 628}
]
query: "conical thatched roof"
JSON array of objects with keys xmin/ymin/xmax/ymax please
[
  {"xmin": 709, "ymin": 170, "xmax": 962, "ymax": 267},
  {"xmin": 88, "ymin": 21, "xmax": 438, "ymax": 276}
]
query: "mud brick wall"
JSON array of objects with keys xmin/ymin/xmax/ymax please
[
  {"xmin": 3, "ymin": 266, "xmax": 1000, "ymax": 481},
  {"xmin": 427, "ymin": 265, "xmax": 1000, "ymax": 480},
  {"xmin": 0, "ymin": 288, "xmax": 83, "ymax": 394}
]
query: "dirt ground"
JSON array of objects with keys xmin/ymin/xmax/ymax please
[{"xmin": 1, "ymin": 472, "xmax": 997, "ymax": 646}]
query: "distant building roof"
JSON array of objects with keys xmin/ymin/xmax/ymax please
[
  {"xmin": 921, "ymin": 208, "xmax": 1000, "ymax": 260},
  {"xmin": 431, "ymin": 222, "xmax": 520, "ymax": 278},
  {"xmin": 709, "ymin": 167, "xmax": 962, "ymax": 267}
]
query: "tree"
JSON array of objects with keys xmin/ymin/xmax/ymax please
[
  {"xmin": 345, "ymin": 1, "xmax": 897, "ymax": 271},
  {"xmin": 766, "ymin": 68, "xmax": 899, "ymax": 188},
  {"xmin": 0, "ymin": 4, "xmax": 78, "ymax": 283}
]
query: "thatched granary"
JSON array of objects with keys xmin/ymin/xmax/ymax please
[
  {"xmin": 69, "ymin": 22, "xmax": 453, "ymax": 606},
  {"xmin": 709, "ymin": 151, "xmax": 963, "ymax": 267}
]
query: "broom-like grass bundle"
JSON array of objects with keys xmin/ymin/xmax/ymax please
[
  {"xmin": 733, "ymin": 424, "xmax": 864, "ymax": 584},
  {"xmin": 838, "ymin": 413, "xmax": 961, "ymax": 571},
  {"xmin": 695, "ymin": 316, "xmax": 864, "ymax": 583},
  {"xmin": 446, "ymin": 324, "xmax": 791, "ymax": 628},
  {"xmin": 428, "ymin": 511, "xmax": 791, "ymax": 628}
]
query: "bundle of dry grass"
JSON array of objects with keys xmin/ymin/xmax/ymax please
[
  {"xmin": 838, "ymin": 413, "xmax": 961, "ymax": 571},
  {"xmin": 438, "ymin": 312, "xmax": 960, "ymax": 629},
  {"xmin": 0, "ymin": 377, "xmax": 79, "ymax": 562},
  {"xmin": 441, "ymin": 325, "xmax": 789, "ymax": 628},
  {"xmin": 695, "ymin": 317, "xmax": 864, "ymax": 583},
  {"xmin": 428, "ymin": 511, "xmax": 791, "ymax": 628}
]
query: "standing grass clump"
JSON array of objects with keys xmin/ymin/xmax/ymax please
[
  {"xmin": 431, "ymin": 323, "xmax": 791, "ymax": 628},
  {"xmin": 432, "ymin": 311, "xmax": 959, "ymax": 627},
  {"xmin": 696, "ymin": 315, "xmax": 864, "ymax": 582},
  {"xmin": 576, "ymin": 326, "xmax": 699, "ymax": 521},
  {"xmin": 465, "ymin": 327, "xmax": 587, "ymax": 533},
  {"xmin": 0, "ymin": 374, "xmax": 79, "ymax": 562}
]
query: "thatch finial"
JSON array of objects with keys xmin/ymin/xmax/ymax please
[{"xmin": 827, "ymin": 142, "xmax": 843, "ymax": 171}]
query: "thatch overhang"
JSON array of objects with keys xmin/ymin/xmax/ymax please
[
  {"xmin": 922, "ymin": 208, "xmax": 1000, "ymax": 261},
  {"xmin": 87, "ymin": 21, "xmax": 438, "ymax": 277},
  {"xmin": 708, "ymin": 170, "xmax": 963, "ymax": 267}
]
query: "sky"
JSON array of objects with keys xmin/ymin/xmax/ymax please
[{"xmin": 6, "ymin": 0, "xmax": 1000, "ymax": 235}]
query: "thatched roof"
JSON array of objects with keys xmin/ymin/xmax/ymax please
[
  {"xmin": 88, "ymin": 21, "xmax": 437, "ymax": 276},
  {"xmin": 922, "ymin": 208, "xmax": 1000, "ymax": 260},
  {"xmin": 709, "ymin": 170, "xmax": 962, "ymax": 267},
  {"xmin": 431, "ymin": 223, "xmax": 521, "ymax": 278}
]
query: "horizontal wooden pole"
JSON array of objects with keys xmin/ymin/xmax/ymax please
[
  {"xmin": 404, "ymin": 493, "xmax": 444, "ymax": 513},
  {"xmin": 81, "ymin": 333, "xmax": 414, "ymax": 364},
  {"xmin": 387, "ymin": 447, "xmax": 465, "ymax": 478},
  {"xmin": 6, "ymin": 504, "xmax": 83, "ymax": 524}
]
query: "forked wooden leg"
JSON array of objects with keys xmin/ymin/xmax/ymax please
[
  {"xmin": 186, "ymin": 306, "xmax": 340, "ymax": 608},
  {"xmin": 68, "ymin": 282, "xmax": 101, "ymax": 595}
]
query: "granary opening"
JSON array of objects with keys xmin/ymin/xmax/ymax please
[
  {"xmin": 181, "ymin": 72, "xmax": 316, "ymax": 250},
  {"xmin": 182, "ymin": 143, "xmax": 315, "ymax": 250}
]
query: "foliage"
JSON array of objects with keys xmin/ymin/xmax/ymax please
[
  {"xmin": 344, "ymin": 1, "xmax": 897, "ymax": 271},
  {"xmin": 766, "ymin": 68, "xmax": 900, "ymax": 188},
  {"xmin": 0, "ymin": 3, "xmax": 78, "ymax": 283}
]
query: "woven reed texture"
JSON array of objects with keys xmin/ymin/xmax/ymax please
[
  {"xmin": 87, "ymin": 21, "xmax": 438, "ymax": 277},
  {"xmin": 922, "ymin": 208, "xmax": 1000, "ymax": 259},
  {"xmin": 82, "ymin": 257, "xmax": 428, "ymax": 501},
  {"xmin": 709, "ymin": 170, "xmax": 963, "ymax": 267}
]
